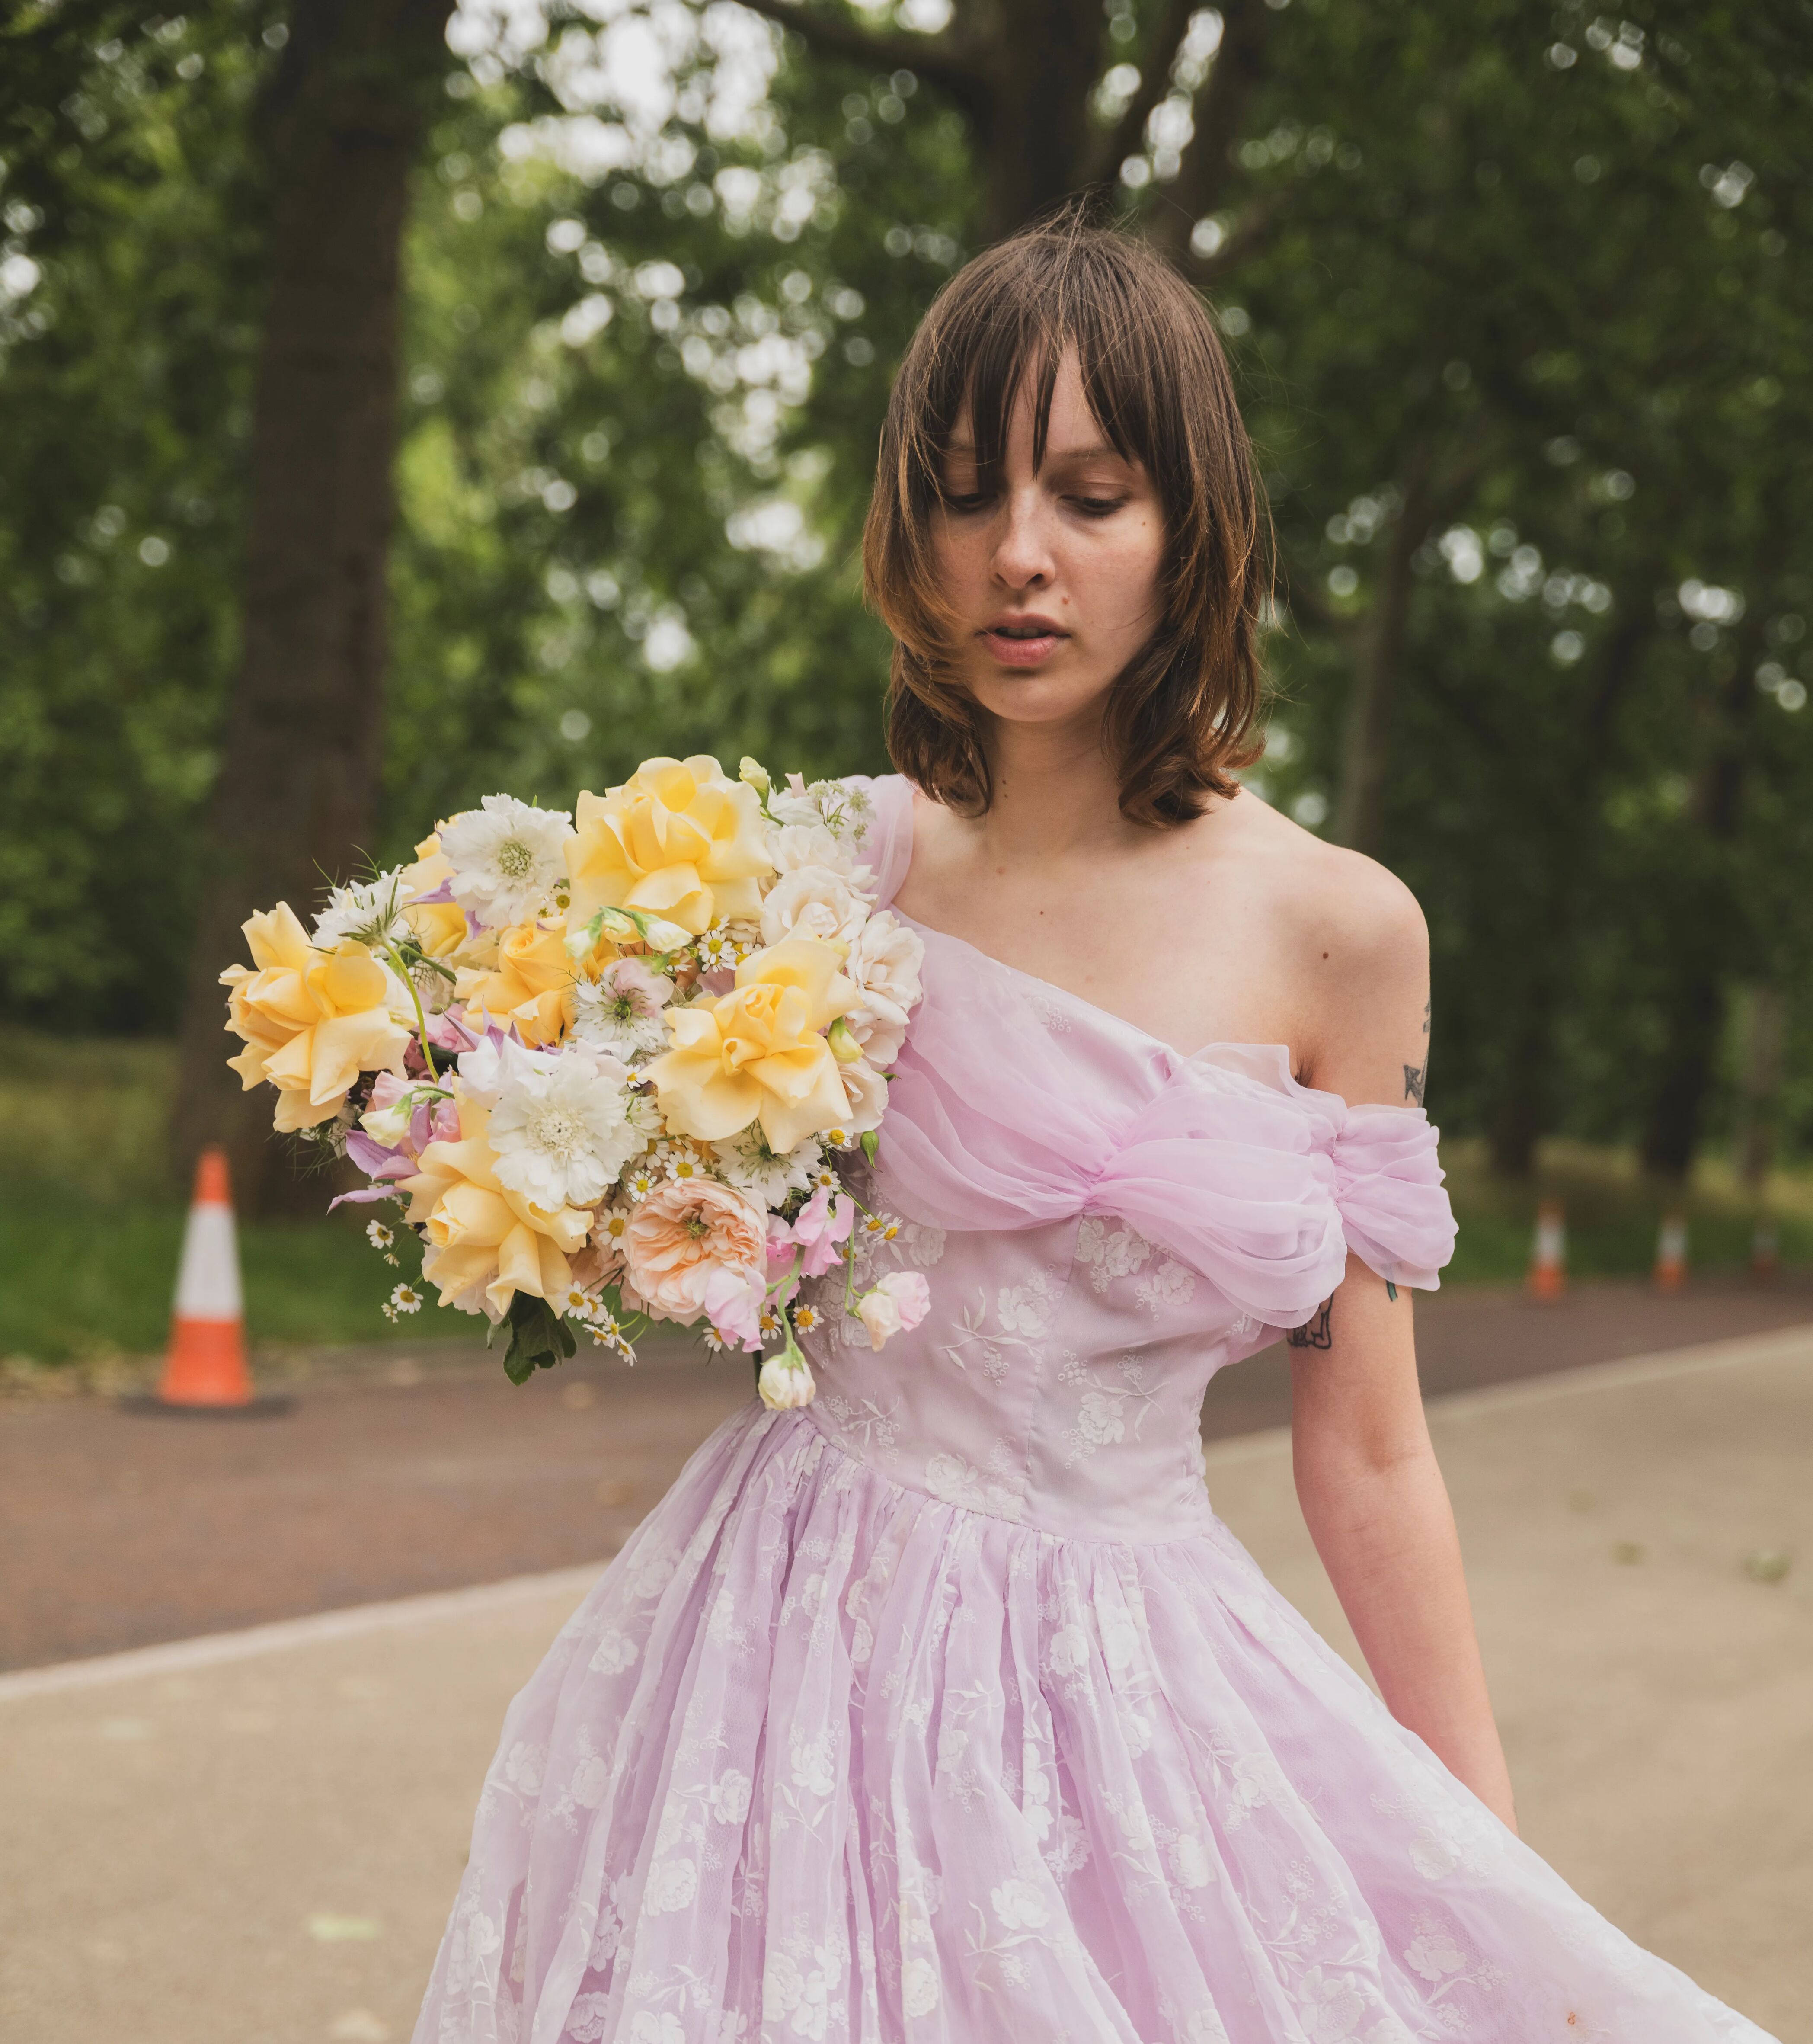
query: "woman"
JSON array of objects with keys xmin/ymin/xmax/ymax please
[{"xmin": 415, "ymin": 221, "xmax": 1774, "ymax": 2042}]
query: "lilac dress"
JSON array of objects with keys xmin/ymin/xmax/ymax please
[{"xmin": 414, "ymin": 776, "xmax": 1774, "ymax": 2044}]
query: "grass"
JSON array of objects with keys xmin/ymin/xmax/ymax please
[
  {"xmin": 0, "ymin": 1028, "xmax": 1806, "ymax": 1364},
  {"xmin": 1438, "ymin": 1137, "xmax": 1813, "ymax": 1284},
  {"xmin": 0, "ymin": 1028, "xmax": 432, "ymax": 1365}
]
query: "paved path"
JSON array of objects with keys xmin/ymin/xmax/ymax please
[
  {"xmin": 6, "ymin": 1275, "xmax": 1812, "ymax": 1672},
  {"xmin": 1, "ymin": 1326, "xmax": 1806, "ymax": 2044}
]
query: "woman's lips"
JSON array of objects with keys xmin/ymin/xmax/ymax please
[{"xmin": 979, "ymin": 623, "xmax": 1068, "ymax": 667}]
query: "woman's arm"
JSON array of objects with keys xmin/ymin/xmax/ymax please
[
  {"xmin": 1286, "ymin": 844, "xmax": 1516, "ymax": 1828},
  {"xmin": 1288, "ymin": 1259, "xmax": 1517, "ymax": 1830}
]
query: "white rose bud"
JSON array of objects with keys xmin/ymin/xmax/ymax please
[
  {"xmin": 758, "ymin": 1352, "xmax": 816, "ymax": 1409},
  {"xmin": 739, "ymin": 756, "xmax": 771, "ymax": 795},
  {"xmin": 857, "ymin": 1287, "xmax": 904, "ymax": 1351}
]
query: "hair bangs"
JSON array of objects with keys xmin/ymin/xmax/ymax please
[{"xmin": 865, "ymin": 212, "xmax": 1269, "ymax": 828}]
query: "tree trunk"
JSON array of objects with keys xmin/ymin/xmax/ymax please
[
  {"xmin": 1481, "ymin": 606, "xmax": 1653, "ymax": 1176},
  {"xmin": 1331, "ymin": 455, "xmax": 1432, "ymax": 855},
  {"xmin": 170, "ymin": 0, "xmax": 454, "ymax": 1214},
  {"xmin": 1638, "ymin": 622, "xmax": 1763, "ymax": 1180},
  {"xmin": 975, "ymin": 0, "xmax": 1116, "ymax": 237}
]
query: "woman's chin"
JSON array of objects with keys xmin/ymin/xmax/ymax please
[{"xmin": 968, "ymin": 673, "xmax": 1117, "ymax": 729}]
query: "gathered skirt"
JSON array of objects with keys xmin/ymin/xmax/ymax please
[{"xmin": 413, "ymin": 1398, "xmax": 1773, "ymax": 2044}]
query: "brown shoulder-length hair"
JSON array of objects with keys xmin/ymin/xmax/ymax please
[{"xmin": 862, "ymin": 210, "xmax": 1269, "ymax": 828}]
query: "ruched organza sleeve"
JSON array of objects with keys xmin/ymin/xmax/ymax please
[{"xmin": 1329, "ymin": 1103, "xmax": 1457, "ymax": 1291}]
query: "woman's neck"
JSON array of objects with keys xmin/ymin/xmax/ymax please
[{"xmin": 971, "ymin": 709, "xmax": 1140, "ymax": 864}]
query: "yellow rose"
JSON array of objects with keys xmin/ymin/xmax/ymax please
[
  {"xmin": 647, "ymin": 935, "xmax": 856, "ymax": 1154},
  {"xmin": 565, "ymin": 754, "xmax": 772, "ymax": 938},
  {"xmin": 458, "ymin": 916, "xmax": 582, "ymax": 1046},
  {"xmin": 220, "ymin": 903, "xmax": 412, "ymax": 1132},
  {"xmin": 400, "ymin": 1092, "xmax": 590, "ymax": 1320},
  {"xmin": 398, "ymin": 831, "xmax": 468, "ymax": 959}
]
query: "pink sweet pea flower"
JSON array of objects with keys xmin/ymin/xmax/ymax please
[
  {"xmin": 789, "ymin": 1185, "xmax": 854, "ymax": 1280},
  {"xmin": 703, "ymin": 1263, "xmax": 766, "ymax": 1353},
  {"xmin": 856, "ymin": 1270, "xmax": 930, "ymax": 1351}
]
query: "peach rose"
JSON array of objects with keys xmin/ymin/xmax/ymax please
[{"xmin": 620, "ymin": 1177, "xmax": 767, "ymax": 1323}]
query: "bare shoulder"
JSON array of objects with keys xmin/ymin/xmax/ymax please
[
  {"xmin": 1210, "ymin": 792, "xmax": 1429, "ymax": 1102},
  {"xmin": 1213, "ymin": 789, "xmax": 1426, "ymax": 957}
]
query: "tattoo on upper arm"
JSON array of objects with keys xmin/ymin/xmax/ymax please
[
  {"xmin": 1287, "ymin": 1298, "xmax": 1333, "ymax": 1349},
  {"xmin": 1403, "ymin": 999, "xmax": 1430, "ymax": 1105}
]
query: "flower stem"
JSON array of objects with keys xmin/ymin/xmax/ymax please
[{"xmin": 384, "ymin": 941, "xmax": 439, "ymax": 1081}]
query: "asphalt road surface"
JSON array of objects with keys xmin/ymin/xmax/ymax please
[{"xmin": 6, "ymin": 1274, "xmax": 1812, "ymax": 1672}]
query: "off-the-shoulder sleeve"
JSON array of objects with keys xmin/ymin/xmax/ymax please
[{"xmin": 1330, "ymin": 1104, "xmax": 1458, "ymax": 1291}]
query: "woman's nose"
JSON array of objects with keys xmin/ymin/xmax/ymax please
[{"xmin": 990, "ymin": 487, "xmax": 1056, "ymax": 591}]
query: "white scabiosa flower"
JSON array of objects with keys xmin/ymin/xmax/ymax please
[
  {"xmin": 570, "ymin": 956, "xmax": 674, "ymax": 1059},
  {"xmin": 439, "ymin": 795, "xmax": 573, "ymax": 928},
  {"xmin": 713, "ymin": 1126, "xmax": 821, "ymax": 1206},
  {"xmin": 313, "ymin": 867, "xmax": 411, "ymax": 949},
  {"xmin": 486, "ymin": 1041, "xmax": 642, "ymax": 1210}
]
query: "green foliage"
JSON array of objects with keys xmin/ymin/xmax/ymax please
[
  {"xmin": 2, "ymin": 0, "xmax": 1810, "ymax": 1189},
  {"xmin": 0, "ymin": 8, "xmax": 277, "ymax": 1029},
  {"xmin": 494, "ymin": 1287, "xmax": 577, "ymax": 1384}
]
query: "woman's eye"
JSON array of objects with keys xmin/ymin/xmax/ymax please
[
  {"xmin": 1070, "ymin": 494, "xmax": 1129, "ymax": 518},
  {"xmin": 941, "ymin": 489, "xmax": 994, "ymax": 513}
]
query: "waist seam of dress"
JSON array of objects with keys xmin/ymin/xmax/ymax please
[{"xmin": 790, "ymin": 1398, "xmax": 1221, "ymax": 1551}]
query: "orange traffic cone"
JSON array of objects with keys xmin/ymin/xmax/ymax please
[
  {"xmin": 1653, "ymin": 1211, "xmax": 1688, "ymax": 1294},
  {"xmin": 1527, "ymin": 1200, "xmax": 1567, "ymax": 1301},
  {"xmin": 154, "ymin": 1148, "xmax": 256, "ymax": 1408}
]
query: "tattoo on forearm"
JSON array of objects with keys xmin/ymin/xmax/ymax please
[{"xmin": 1287, "ymin": 1298, "xmax": 1333, "ymax": 1349}]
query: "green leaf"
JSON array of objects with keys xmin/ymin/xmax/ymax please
[{"xmin": 498, "ymin": 1291, "xmax": 577, "ymax": 1384}]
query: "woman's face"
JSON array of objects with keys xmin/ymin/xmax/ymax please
[{"xmin": 931, "ymin": 346, "xmax": 1165, "ymax": 734}]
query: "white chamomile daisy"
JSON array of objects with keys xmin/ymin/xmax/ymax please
[
  {"xmin": 696, "ymin": 927, "xmax": 739, "ymax": 972},
  {"xmin": 624, "ymin": 1163, "xmax": 659, "ymax": 1203},
  {"xmin": 793, "ymin": 1304, "xmax": 821, "ymax": 1336},
  {"xmin": 759, "ymin": 1305, "xmax": 782, "ymax": 1338},
  {"xmin": 384, "ymin": 1282, "xmax": 424, "ymax": 1322},
  {"xmin": 439, "ymin": 794, "xmax": 573, "ymax": 928},
  {"xmin": 860, "ymin": 1213, "xmax": 901, "ymax": 1242},
  {"xmin": 597, "ymin": 1208, "xmax": 630, "ymax": 1246},
  {"xmin": 366, "ymin": 1219, "xmax": 395, "ymax": 1252}
]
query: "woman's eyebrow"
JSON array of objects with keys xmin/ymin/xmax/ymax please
[
  {"xmin": 1043, "ymin": 441, "xmax": 1131, "ymax": 463},
  {"xmin": 944, "ymin": 437, "xmax": 1131, "ymax": 464}
]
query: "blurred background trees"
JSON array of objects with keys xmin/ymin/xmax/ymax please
[{"xmin": 2, "ymin": 0, "xmax": 1810, "ymax": 1224}]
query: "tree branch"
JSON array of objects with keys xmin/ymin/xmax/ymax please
[
  {"xmin": 1143, "ymin": 0, "xmax": 1271, "ymax": 262},
  {"xmin": 1091, "ymin": 0, "xmax": 1199, "ymax": 183},
  {"xmin": 729, "ymin": 0, "xmax": 994, "ymax": 127}
]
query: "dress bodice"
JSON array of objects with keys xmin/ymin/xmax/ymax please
[{"xmin": 796, "ymin": 775, "xmax": 1458, "ymax": 1541}]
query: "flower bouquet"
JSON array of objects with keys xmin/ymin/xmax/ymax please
[{"xmin": 220, "ymin": 755, "xmax": 928, "ymax": 1405}]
